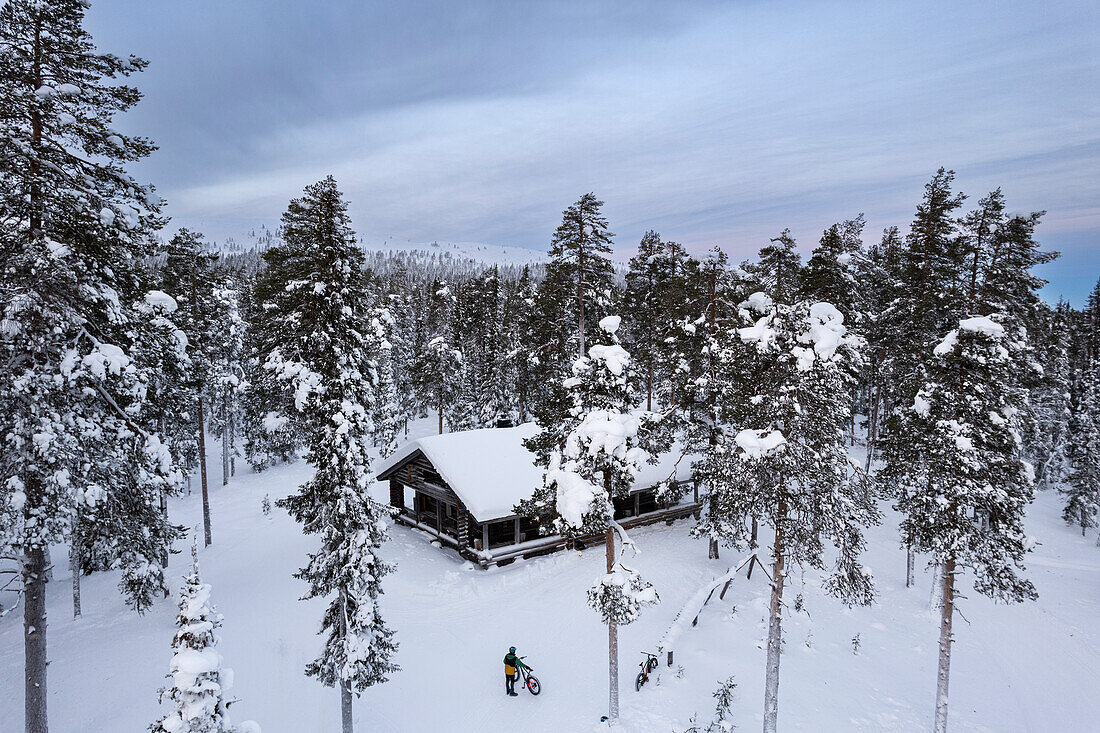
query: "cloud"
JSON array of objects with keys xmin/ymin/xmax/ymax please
[{"xmin": 88, "ymin": 0, "xmax": 1100, "ymax": 300}]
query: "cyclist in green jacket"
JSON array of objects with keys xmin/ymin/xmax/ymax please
[{"xmin": 503, "ymin": 646, "xmax": 529, "ymax": 696}]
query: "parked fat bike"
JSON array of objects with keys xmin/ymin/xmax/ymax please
[
  {"xmin": 635, "ymin": 651, "xmax": 659, "ymax": 691},
  {"xmin": 518, "ymin": 656, "xmax": 541, "ymax": 695}
]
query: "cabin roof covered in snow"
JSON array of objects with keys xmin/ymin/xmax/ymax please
[{"xmin": 375, "ymin": 423, "xmax": 693, "ymax": 523}]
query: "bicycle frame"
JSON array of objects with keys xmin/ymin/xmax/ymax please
[
  {"xmin": 518, "ymin": 656, "xmax": 541, "ymax": 695},
  {"xmin": 635, "ymin": 652, "xmax": 659, "ymax": 691}
]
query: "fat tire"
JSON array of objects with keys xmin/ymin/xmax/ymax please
[
  {"xmin": 526, "ymin": 675, "xmax": 541, "ymax": 695},
  {"xmin": 635, "ymin": 671, "xmax": 646, "ymax": 691}
]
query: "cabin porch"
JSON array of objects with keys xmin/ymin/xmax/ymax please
[{"xmin": 387, "ymin": 477, "xmax": 701, "ymax": 567}]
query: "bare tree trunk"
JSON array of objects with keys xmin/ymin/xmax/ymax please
[
  {"xmin": 709, "ymin": 537, "xmax": 720, "ymax": 560},
  {"xmin": 578, "ymin": 247, "xmax": 586, "ymax": 359},
  {"xmin": 906, "ymin": 544, "xmax": 915, "ymax": 588},
  {"xmin": 24, "ymin": 546, "xmax": 49, "ymax": 733},
  {"xmin": 221, "ymin": 422, "xmax": 229, "ymax": 486},
  {"xmin": 438, "ymin": 396, "xmax": 444, "ymax": 434},
  {"xmin": 197, "ymin": 395, "xmax": 212, "ymax": 546},
  {"xmin": 764, "ymin": 516, "xmax": 787, "ymax": 733},
  {"xmin": 928, "ymin": 562, "xmax": 944, "ymax": 612},
  {"xmin": 866, "ymin": 382, "xmax": 881, "ymax": 470},
  {"xmin": 339, "ymin": 586, "xmax": 354, "ymax": 732},
  {"xmin": 229, "ymin": 409, "xmax": 236, "ymax": 477},
  {"xmin": 158, "ymin": 417, "xmax": 170, "ymax": 571},
  {"xmin": 934, "ymin": 557, "xmax": 957, "ymax": 733},
  {"xmin": 340, "ymin": 681, "xmax": 353, "ymax": 733},
  {"xmin": 25, "ymin": 20, "xmax": 51, "ymax": 731},
  {"xmin": 160, "ymin": 489, "xmax": 169, "ymax": 568},
  {"xmin": 647, "ymin": 364, "xmax": 653, "ymax": 412},
  {"xmin": 70, "ymin": 522, "xmax": 81, "ymax": 619},
  {"xmin": 606, "ymin": 525, "xmax": 619, "ymax": 723},
  {"xmin": 850, "ymin": 390, "xmax": 856, "ymax": 446}
]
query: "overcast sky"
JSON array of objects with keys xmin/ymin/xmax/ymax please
[{"xmin": 86, "ymin": 0, "xmax": 1099, "ymax": 303}]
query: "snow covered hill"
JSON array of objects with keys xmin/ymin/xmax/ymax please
[
  {"xmin": 361, "ymin": 239, "xmax": 549, "ymax": 267},
  {"xmin": 1, "ymin": 418, "xmax": 1098, "ymax": 732}
]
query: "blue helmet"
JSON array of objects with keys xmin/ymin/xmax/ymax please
[{"xmin": 509, "ymin": 646, "xmax": 516, "ymax": 653}]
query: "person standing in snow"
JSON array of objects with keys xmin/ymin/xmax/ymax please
[{"xmin": 503, "ymin": 646, "xmax": 528, "ymax": 696}]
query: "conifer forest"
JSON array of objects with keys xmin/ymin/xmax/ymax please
[{"xmin": 1, "ymin": 1, "xmax": 1098, "ymax": 732}]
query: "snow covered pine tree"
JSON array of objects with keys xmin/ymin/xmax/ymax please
[
  {"xmin": 520, "ymin": 315, "xmax": 658, "ymax": 724},
  {"xmin": 369, "ymin": 308, "xmax": 403, "ymax": 458},
  {"xmin": 0, "ymin": 1, "xmax": 181, "ymax": 730},
  {"xmin": 151, "ymin": 545, "xmax": 259, "ymax": 733},
  {"xmin": 1062, "ymin": 369, "xmax": 1100, "ymax": 537},
  {"xmin": 882, "ymin": 316, "xmax": 1038, "ymax": 733},
  {"xmin": 412, "ymin": 280, "xmax": 464, "ymax": 434},
  {"xmin": 546, "ymin": 193, "xmax": 616, "ymax": 358},
  {"xmin": 694, "ymin": 292, "xmax": 877, "ymax": 733},
  {"xmin": 161, "ymin": 228, "xmax": 220, "ymax": 546},
  {"xmin": 266, "ymin": 177, "xmax": 398, "ymax": 733}
]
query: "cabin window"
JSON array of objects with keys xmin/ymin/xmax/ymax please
[
  {"xmin": 415, "ymin": 493, "xmax": 438, "ymax": 524},
  {"xmin": 638, "ymin": 490, "xmax": 659, "ymax": 515},
  {"xmin": 612, "ymin": 495, "xmax": 635, "ymax": 519},
  {"xmin": 441, "ymin": 502, "xmax": 458, "ymax": 538}
]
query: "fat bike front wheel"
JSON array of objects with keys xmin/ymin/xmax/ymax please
[{"xmin": 526, "ymin": 675, "xmax": 541, "ymax": 695}]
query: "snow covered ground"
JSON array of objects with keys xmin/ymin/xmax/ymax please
[{"xmin": 2, "ymin": 418, "xmax": 1098, "ymax": 732}]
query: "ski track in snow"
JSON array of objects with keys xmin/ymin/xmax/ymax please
[{"xmin": 1, "ymin": 419, "xmax": 1099, "ymax": 732}]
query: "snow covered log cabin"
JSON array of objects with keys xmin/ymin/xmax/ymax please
[{"xmin": 376, "ymin": 423, "xmax": 698, "ymax": 567}]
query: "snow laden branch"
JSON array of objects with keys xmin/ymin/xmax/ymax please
[{"xmin": 587, "ymin": 561, "xmax": 659, "ymax": 626}]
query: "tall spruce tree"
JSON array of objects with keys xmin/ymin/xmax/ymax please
[
  {"xmin": 855, "ymin": 226, "xmax": 904, "ymax": 468},
  {"xmin": 369, "ymin": 308, "xmax": 403, "ymax": 458},
  {"xmin": 882, "ymin": 169, "xmax": 968, "ymax": 392},
  {"xmin": 877, "ymin": 170, "xmax": 969, "ymax": 585},
  {"xmin": 1062, "ymin": 370, "xmax": 1100, "ymax": 536},
  {"xmin": 546, "ymin": 192, "xmax": 615, "ymax": 357},
  {"xmin": 161, "ymin": 228, "xmax": 219, "ymax": 545},
  {"xmin": 623, "ymin": 230, "xmax": 664, "ymax": 411},
  {"xmin": 126, "ymin": 290, "xmax": 191, "ymax": 577},
  {"xmin": 623, "ymin": 231, "xmax": 690, "ymax": 411},
  {"xmin": 506, "ymin": 266, "xmax": 539, "ymax": 422},
  {"xmin": 241, "ymin": 239, "xmax": 309, "ymax": 471},
  {"xmin": 696, "ymin": 292, "xmax": 875, "ymax": 733},
  {"xmin": 413, "ymin": 279, "xmax": 463, "ymax": 433},
  {"xmin": 748, "ymin": 229, "xmax": 802, "ymax": 304},
  {"xmin": 523, "ymin": 263, "xmax": 575, "ymax": 419},
  {"xmin": 268, "ymin": 177, "xmax": 398, "ymax": 733},
  {"xmin": 0, "ymin": 2, "xmax": 175, "ymax": 730},
  {"xmin": 1028, "ymin": 302, "xmax": 1073, "ymax": 490},
  {"xmin": 209, "ymin": 276, "xmax": 246, "ymax": 486},
  {"xmin": 666, "ymin": 248, "xmax": 746, "ymax": 560},
  {"xmin": 799, "ymin": 216, "xmax": 865, "ymax": 318},
  {"xmin": 881, "ymin": 317, "xmax": 1037, "ymax": 733},
  {"xmin": 519, "ymin": 315, "xmax": 657, "ymax": 723}
]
